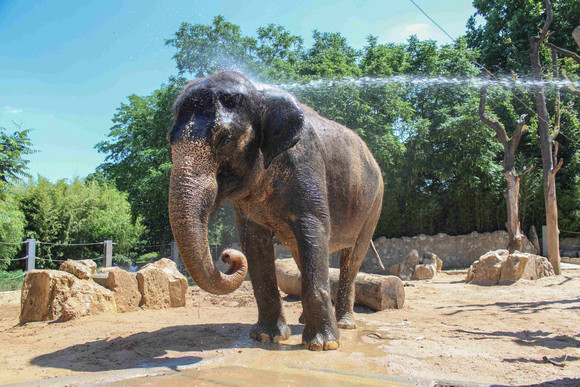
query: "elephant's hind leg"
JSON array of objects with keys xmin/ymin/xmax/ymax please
[
  {"xmin": 235, "ymin": 209, "xmax": 290, "ymax": 343},
  {"xmin": 335, "ymin": 197, "xmax": 383, "ymax": 329},
  {"xmin": 335, "ymin": 246, "xmax": 360, "ymax": 329}
]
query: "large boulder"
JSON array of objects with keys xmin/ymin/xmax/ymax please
[
  {"xmin": 60, "ymin": 280, "xmax": 118, "ymax": 321},
  {"xmin": 412, "ymin": 264, "xmax": 436, "ymax": 280},
  {"xmin": 395, "ymin": 250, "xmax": 442, "ymax": 280},
  {"xmin": 20, "ymin": 270, "xmax": 116, "ymax": 323},
  {"xmin": 467, "ymin": 250, "xmax": 555, "ymax": 285},
  {"xmin": 59, "ymin": 259, "xmax": 97, "ymax": 279},
  {"xmin": 398, "ymin": 250, "xmax": 420, "ymax": 280},
  {"xmin": 136, "ymin": 258, "xmax": 188, "ymax": 309},
  {"xmin": 466, "ymin": 250, "xmax": 507, "ymax": 285},
  {"xmin": 98, "ymin": 267, "xmax": 141, "ymax": 312}
]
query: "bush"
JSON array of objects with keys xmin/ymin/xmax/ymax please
[{"xmin": 0, "ymin": 196, "xmax": 25, "ymax": 269}]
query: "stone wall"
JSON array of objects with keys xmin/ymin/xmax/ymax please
[
  {"xmin": 232, "ymin": 231, "xmax": 535, "ymax": 274},
  {"xmin": 358, "ymin": 231, "xmax": 536, "ymax": 273}
]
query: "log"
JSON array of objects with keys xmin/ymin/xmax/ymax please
[{"xmin": 275, "ymin": 259, "xmax": 405, "ymax": 311}]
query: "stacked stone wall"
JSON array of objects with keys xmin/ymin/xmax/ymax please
[{"xmin": 357, "ymin": 231, "xmax": 536, "ymax": 273}]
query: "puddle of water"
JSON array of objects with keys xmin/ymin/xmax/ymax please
[{"xmin": 114, "ymin": 364, "xmax": 413, "ymax": 387}]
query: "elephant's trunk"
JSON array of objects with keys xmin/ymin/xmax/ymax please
[{"xmin": 168, "ymin": 142, "xmax": 247, "ymax": 295}]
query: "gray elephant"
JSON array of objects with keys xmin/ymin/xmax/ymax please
[{"xmin": 168, "ymin": 70, "xmax": 383, "ymax": 351}]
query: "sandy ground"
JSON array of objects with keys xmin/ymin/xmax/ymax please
[{"xmin": 0, "ymin": 269, "xmax": 579, "ymax": 386}]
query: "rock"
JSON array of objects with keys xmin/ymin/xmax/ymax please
[
  {"xmin": 59, "ymin": 259, "xmax": 97, "ymax": 279},
  {"xmin": 421, "ymin": 252, "xmax": 442, "ymax": 271},
  {"xmin": 466, "ymin": 251, "xmax": 506, "ymax": 285},
  {"xmin": 390, "ymin": 264, "xmax": 400, "ymax": 276},
  {"xmin": 20, "ymin": 270, "xmax": 116, "ymax": 323},
  {"xmin": 398, "ymin": 250, "xmax": 420, "ymax": 280},
  {"xmin": 60, "ymin": 280, "xmax": 117, "ymax": 321},
  {"xmin": 468, "ymin": 250, "xmax": 555, "ymax": 285},
  {"xmin": 528, "ymin": 225, "xmax": 540, "ymax": 255},
  {"xmin": 136, "ymin": 258, "xmax": 188, "ymax": 309},
  {"xmin": 98, "ymin": 267, "xmax": 141, "ymax": 312},
  {"xmin": 412, "ymin": 264, "xmax": 436, "ymax": 280}
]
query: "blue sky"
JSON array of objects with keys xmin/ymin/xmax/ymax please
[{"xmin": 0, "ymin": 0, "xmax": 477, "ymax": 181}]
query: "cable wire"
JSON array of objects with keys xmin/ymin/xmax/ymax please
[{"xmin": 408, "ymin": 0, "xmax": 561, "ymax": 131}]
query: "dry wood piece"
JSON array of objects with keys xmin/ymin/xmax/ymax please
[{"xmin": 275, "ymin": 258, "xmax": 405, "ymax": 311}]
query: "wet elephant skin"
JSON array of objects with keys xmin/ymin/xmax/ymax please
[{"xmin": 168, "ymin": 70, "xmax": 383, "ymax": 351}]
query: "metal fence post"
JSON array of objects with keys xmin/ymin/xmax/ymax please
[
  {"xmin": 104, "ymin": 240, "xmax": 113, "ymax": 267},
  {"xmin": 26, "ymin": 239, "xmax": 36, "ymax": 271},
  {"xmin": 171, "ymin": 241, "xmax": 184, "ymax": 272},
  {"xmin": 542, "ymin": 225, "xmax": 548, "ymax": 257}
]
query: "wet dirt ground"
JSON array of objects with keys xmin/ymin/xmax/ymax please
[{"xmin": 0, "ymin": 269, "xmax": 579, "ymax": 386}]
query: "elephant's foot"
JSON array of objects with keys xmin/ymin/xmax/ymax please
[
  {"xmin": 302, "ymin": 323, "xmax": 340, "ymax": 351},
  {"xmin": 250, "ymin": 319, "xmax": 291, "ymax": 343},
  {"xmin": 336, "ymin": 313, "xmax": 357, "ymax": 329}
]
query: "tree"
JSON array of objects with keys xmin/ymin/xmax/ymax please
[
  {"xmin": 96, "ymin": 78, "xmax": 184, "ymax": 244},
  {"xmin": 165, "ymin": 16, "xmax": 260, "ymax": 78},
  {"xmin": 479, "ymin": 81, "xmax": 533, "ymax": 252},
  {"xmin": 466, "ymin": 0, "xmax": 580, "ymax": 74},
  {"xmin": 18, "ymin": 176, "xmax": 143, "ymax": 267},
  {"xmin": 528, "ymin": 0, "xmax": 563, "ymax": 273},
  {"xmin": 468, "ymin": 0, "xmax": 580, "ymax": 264},
  {"xmin": 0, "ymin": 124, "xmax": 34, "ymax": 198},
  {"xmin": 0, "ymin": 196, "xmax": 25, "ymax": 268}
]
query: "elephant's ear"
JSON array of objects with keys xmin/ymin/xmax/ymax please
[{"xmin": 259, "ymin": 90, "xmax": 304, "ymax": 169}]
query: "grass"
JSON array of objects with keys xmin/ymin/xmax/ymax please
[{"xmin": 0, "ymin": 270, "xmax": 25, "ymax": 292}]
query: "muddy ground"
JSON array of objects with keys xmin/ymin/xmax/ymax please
[{"xmin": 0, "ymin": 269, "xmax": 579, "ymax": 386}]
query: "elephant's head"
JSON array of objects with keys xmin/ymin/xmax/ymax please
[{"xmin": 167, "ymin": 70, "xmax": 304, "ymax": 295}]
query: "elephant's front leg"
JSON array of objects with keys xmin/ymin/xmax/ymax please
[
  {"xmin": 292, "ymin": 216, "xmax": 340, "ymax": 351},
  {"xmin": 235, "ymin": 209, "xmax": 290, "ymax": 343}
]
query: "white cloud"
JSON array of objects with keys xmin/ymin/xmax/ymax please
[
  {"xmin": 4, "ymin": 106, "xmax": 23, "ymax": 114},
  {"xmin": 401, "ymin": 23, "xmax": 432, "ymax": 40}
]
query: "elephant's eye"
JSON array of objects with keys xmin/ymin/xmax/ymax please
[
  {"xmin": 219, "ymin": 93, "xmax": 240, "ymax": 109},
  {"xmin": 216, "ymin": 134, "xmax": 232, "ymax": 148}
]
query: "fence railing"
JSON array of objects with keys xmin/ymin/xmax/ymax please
[{"xmin": 0, "ymin": 239, "xmax": 185, "ymax": 277}]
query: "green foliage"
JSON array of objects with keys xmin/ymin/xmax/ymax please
[
  {"xmin": 466, "ymin": 0, "xmax": 580, "ymax": 234},
  {"xmin": 96, "ymin": 78, "xmax": 184, "ymax": 244},
  {"xmin": 0, "ymin": 125, "xmax": 34, "ymax": 198},
  {"xmin": 466, "ymin": 0, "xmax": 580, "ymax": 74},
  {"xmin": 101, "ymin": 14, "xmax": 580, "ymax": 243},
  {"xmin": 18, "ymin": 176, "xmax": 143, "ymax": 268},
  {"xmin": 0, "ymin": 269, "xmax": 25, "ymax": 291},
  {"xmin": 0, "ymin": 196, "xmax": 26, "ymax": 269}
]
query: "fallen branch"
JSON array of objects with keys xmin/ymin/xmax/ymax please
[{"xmin": 542, "ymin": 355, "xmax": 568, "ymax": 367}]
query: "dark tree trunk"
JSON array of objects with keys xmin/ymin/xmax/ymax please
[
  {"xmin": 529, "ymin": 0, "xmax": 563, "ymax": 274},
  {"xmin": 479, "ymin": 83, "xmax": 532, "ymax": 253}
]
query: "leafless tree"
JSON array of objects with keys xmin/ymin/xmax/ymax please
[
  {"xmin": 479, "ymin": 83, "xmax": 533, "ymax": 253},
  {"xmin": 528, "ymin": 0, "xmax": 569, "ymax": 274}
]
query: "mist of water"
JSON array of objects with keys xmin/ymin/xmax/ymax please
[{"xmin": 271, "ymin": 75, "xmax": 579, "ymax": 92}]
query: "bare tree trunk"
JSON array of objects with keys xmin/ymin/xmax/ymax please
[
  {"xmin": 504, "ymin": 170, "xmax": 523, "ymax": 252},
  {"xmin": 479, "ymin": 83, "xmax": 531, "ymax": 253},
  {"xmin": 529, "ymin": 0, "xmax": 563, "ymax": 274}
]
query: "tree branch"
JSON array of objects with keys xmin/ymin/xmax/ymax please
[
  {"xmin": 552, "ymin": 158, "xmax": 563, "ymax": 175},
  {"xmin": 479, "ymin": 83, "xmax": 508, "ymax": 149},
  {"xmin": 551, "ymin": 49, "xmax": 561, "ymax": 141},
  {"xmin": 561, "ymin": 69, "xmax": 580, "ymax": 97},
  {"xmin": 521, "ymin": 165, "xmax": 535, "ymax": 176},
  {"xmin": 544, "ymin": 42, "xmax": 580, "ymax": 65},
  {"xmin": 511, "ymin": 114, "xmax": 530, "ymax": 149},
  {"xmin": 539, "ymin": 0, "xmax": 553, "ymax": 42}
]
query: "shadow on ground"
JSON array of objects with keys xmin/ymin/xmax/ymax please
[
  {"xmin": 30, "ymin": 323, "xmax": 304, "ymax": 373},
  {"xmin": 452, "ymin": 329, "xmax": 580, "ymax": 350},
  {"xmin": 439, "ymin": 298, "xmax": 580, "ymax": 316}
]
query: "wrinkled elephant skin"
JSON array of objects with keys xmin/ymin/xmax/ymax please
[{"xmin": 168, "ymin": 71, "xmax": 383, "ymax": 351}]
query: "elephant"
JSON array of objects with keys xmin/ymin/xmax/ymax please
[{"xmin": 168, "ymin": 70, "xmax": 383, "ymax": 351}]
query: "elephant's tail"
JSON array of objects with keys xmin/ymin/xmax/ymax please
[{"xmin": 369, "ymin": 240, "xmax": 385, "ymax": 271}]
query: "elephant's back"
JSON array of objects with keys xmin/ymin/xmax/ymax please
[{"xmin": 301, "ymin": 105, "xmax": 383, "ymax": 248}]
